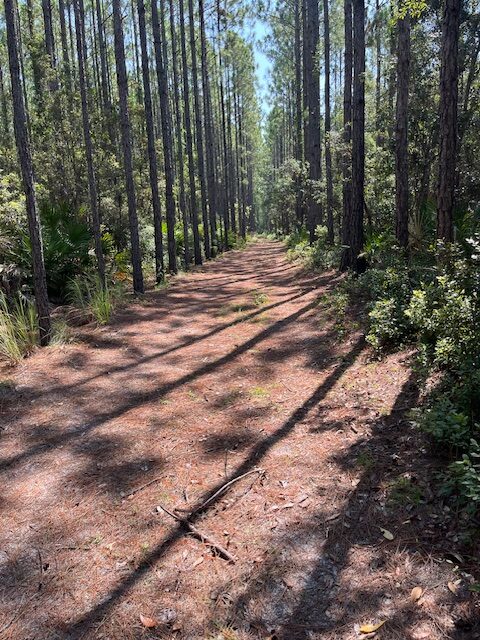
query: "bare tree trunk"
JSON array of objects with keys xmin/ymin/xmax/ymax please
[
  {"xmin": 5, "ymin": 0, "xmax": 51, "ymax": 343},
  {"xmin": 26, "ymin": 0, "xmax": 43, "ymax": 107},
  {"xmin": 375, "ymin": 0, "xmax": 381, "ymax": 132},
  {"xmin": 347, "ymin": 0, "xmax": 365, "ymax": 272},
  {"xmin": 137, "ymin": 0, "xmax": 164, "ymax": 282},
  {"xmin": 395, "ymin": 15, "xmax": 410, "ymax": 248},
  {"xmin": 73, "ymin": 0, "xmax": 105, "ymax": 285},
  {"xmin": 294, "ymin": 0, "xmax": 303, "ymax": 225},
  {"xmin": 199, "ymin": 0, "xmax": 218, "ymax": 253},
  {"xmin": 324, "ymin": 0, "xmax": 334, "ymax": 243},
  {"xmin": 437, "ymin": 0, "xmax": 460, "ymax": 242},
  {"xmin": 217, "ymin": 1, "xmax": 230, "ymax": 249},
  {"xmin": 188, "ymin": 0, "xmax": 211, "ymax": 258},
  {"xmin": 112, "ymin": 0, "xmax": 144, "ymax": 292},
  {"xmin": 58, "ymin": 0, "xmax": 72, "ymax": 92},
  {"xmin": 179, "ymin": 0, "xmax": 202, "ymax": 264},
  {"xmin": 305, "ymin": 0, "xmax": 322, "ymax": 244},
  {"xmin": 152, "ymin": 0, "xmax": 178, "ymax": 274},
  {"xmin": 169, "ymin": 0, "xmax": 190, "ymax": 268},
  {"xmin": 340, "ymin": 0, "xmax": 353, "ymax": 270}
]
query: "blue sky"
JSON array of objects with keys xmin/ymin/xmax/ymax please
[{"xmin": 251, "ymin": 20, "xmax": 273, "ymax": 117}]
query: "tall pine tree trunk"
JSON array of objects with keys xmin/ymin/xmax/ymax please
[
  {"xmin": 73, "ymin": 0, "xmax": 105, "ymax": 285},
  {"xmin": 152, "ymin": 0, "xmax": 178, "ymax": 274},
  {"xmin": 341, "ymin": 0, "xmax": 355, "ymax": 271},
  {"xmin": 169, "ymin": 0, "xmax": 190, "ymax": 268},
  {"xmin": 349, "ymin": 0, "xmax": 365, "ymax": 272},
  {"xmin": 137, "ymin": 0, "xmax": 164, "ymax": 282},
  {"xmin": 188, "ymin": 0, "xmax": 211, "ymax": 258},
  {"xmin": 5, "ymin": 0, "xmax": 51, "ymax": 344},
  {"xmin": 305, "ymin": 0, "xmax": 322, "ymax": 244},
  {"xmin": 179, "ymin": 0, "xmax": 202, "ymax": 264},
  {"xmin": 112, "ymin": 0, "xmax": 144, "ymax": 292},
  {"xmin": 395, "ymin": 14, "xmax": 410, "ymax": 248},
  {"xmin": 437, "ymin": 0, "xmax": 460, "ymax": 242},
  {"xmin": 199, "ymin": 0, "xmax": 218, "ymax": 253},
  {"xmin": 324, "ymin": 0, "xmax": 334, "ymax": 243}
]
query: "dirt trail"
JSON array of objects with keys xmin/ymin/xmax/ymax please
[{"xmin": 0, "ymin": 241, "xmax": 474, "ymax": 639}]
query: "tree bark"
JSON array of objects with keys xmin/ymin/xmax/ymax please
[
  {"xmin": 4, "ymin": 0, "xmax": 51, "ymax": 344},
  {"xmin": 348, "ymin": 0, "xmax": 365, "ymax": 272},
  {"xmin": 73, "ymin": 0, "xmax": 106, "ymax": 285},
  {"xmin": 199, "ymin": 0, "xmax": 218, "ymax": 253},
  {"xmin": 112, "ymin": 0, "xmax": 144, "ymax": 293},
  {"xmin": 437, "ymin": 0, "xmax": 460, "ymax": 242},
  {"xmin": 188, "ymin": 0, "xmax": 211, "ymax": 258},
  {"xmin": 340, "ymin": 0, "xmax": 353, "ymax": 271},
  {"xmin": 169, "ymin": 0, "xmax": 190, "ymax": 268},
  {"xmin": 151, "ymin": 0, "xmax": 178, "ymax": 274},
  {"xmin": 304, "ymin": 0, "xmax": 322, "ymax": 244},
  {"xmin": 324, "ymin": 0, "xmax": 334, "ymax": 243},
  {"xmin": 395, "ymin": 15, "xmax": 410, "ymax": 248},
  {"xmin": 179, "ymin": 0, "xmax": 202, "ymax": 264},
  {"xmin": 137, "ymin": 0, "xmax": 164, "ymax": 282}
]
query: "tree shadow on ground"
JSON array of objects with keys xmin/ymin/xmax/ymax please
[{"xmin": 47, "ymin": 336, "xmax": 366, "ymax": 639}]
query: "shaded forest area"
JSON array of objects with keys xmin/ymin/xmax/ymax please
[{"xmin": 0, "ymin": 0, "xmax": 480, "ymax": 636}]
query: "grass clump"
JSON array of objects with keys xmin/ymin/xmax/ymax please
[
  {"xmin": 0, "ymin": 292, "xmax": 38, "ymax": 363},
  {"xmin": 67, "ymin": 275, "xmax": 124, "ymax": 325}
]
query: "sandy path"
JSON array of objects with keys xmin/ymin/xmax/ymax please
[{"xmin": 0, "ymin": 241, "xmax": 472, "ymax": 639}]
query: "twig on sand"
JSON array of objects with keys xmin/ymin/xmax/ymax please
[
  {"xmin": 157, "ymin": 504, "xmax": 236, "ymax": 563},
  {"xmin": 174, "ymin": 467, "xmax": 265, "ymax": 516},
  {"xmin": 123, "ymin": 475, "xmax": 164, "ymax": 499}
]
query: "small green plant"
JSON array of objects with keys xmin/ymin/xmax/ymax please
[
  {"xmin": 387, "ymin": 476, "xmax": 423, "ymax": 506},
  {"xmin": 0, "ymin": 292, "xmax": 38, "ymax": 363},
  {"xmin": 249, "ymin": 386, "xmax": 269, "ymax": 399},
  {"xmin": 252, "ymin": 290, "xmax": 269, "ymax": 306},
  {"xmin": 356, "ymin": 451, "xmax": 374, "ymax": 470}
]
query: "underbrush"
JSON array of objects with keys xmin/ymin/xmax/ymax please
[
  {"xmin": 67, "ymin": 275, "xmax": 125, "ymax": 325},
  {"xmin": 286, "ymin": 225, "xmax": 342, "ymax": 271},
  {"xmin": 0, "ymin": 293, "xmax": 72, "ymax": 363},
  {"xmin": 344, "ymin": 237, "xmax": 480, "ymax": 521},
  {"xmin": 287, "ymin": 226, "xmax": 480, "ymax": 521}
]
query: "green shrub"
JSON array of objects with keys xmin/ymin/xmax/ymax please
[
  {"xmin": 286, "ymin": 225, "xmax": 341, "ymax": 271},
  {"xmin": 440, "ymin": 440, "xmax": 480, "ymax": 513}
]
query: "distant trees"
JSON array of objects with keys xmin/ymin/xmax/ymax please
[
  {"xmin": 265, "ymin": 0, "xmax": 473, "ymax": 268},
  {"xmin": 1, "ymin": 0, "xmax": 261, "ymax": 342}
]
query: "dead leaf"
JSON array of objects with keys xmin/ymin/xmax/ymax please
[
  {"xmin": 360, "ymin": 620, "xmax": 386, "ymax": 633},
  {"xmin": 140, "ymin": 614, "xmax": 157, "ymax": 628},
  {"xmin": 448, "ymin": 581, "xmax": 458, "ymax": 595},
  {"xmin": 410, "ymin": 586, "xmax": 423, "ymax": 601},
  {"xmin": 380, "ymin": 528, "xmax": 394, "ymax": 540}
]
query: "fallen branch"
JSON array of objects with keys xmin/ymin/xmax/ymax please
[
  {"xmin": 157, "ymin": 504, "xmax": 236, "ymax": 563},
  {"xmin": 174, "ymin": 467, "xmax": 265, "ymax": 516}
]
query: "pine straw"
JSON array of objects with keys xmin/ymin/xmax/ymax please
[{"xmin": 0, "ymin": 242, "xmax": 478, "ymax": 640}]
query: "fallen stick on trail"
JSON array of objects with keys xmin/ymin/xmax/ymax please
[
  {"xmin": 174, "ymin": 467, "xmax": 265, "ymax": 516},
  {"xmin": 123, "ymin": 474, "xmax": 165, "ymax": 499},
  {"xmin": 157, "ymin": 504, "xmax": 236, "ymax": 563}
]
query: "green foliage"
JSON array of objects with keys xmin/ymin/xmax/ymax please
[
  {"xmin": 0, "ymin": 292, "xmax": 38, "ymax": 363},
  {"xmin": 287, "ymin": 225, "xmax": 341, "ymax": 271},
  {"xmin": 67, "ymin": 275, "xmax": 124, "ymax": 325},
  {"xmin": 387, "ymin": 476, "xmax": 423, "ymax": 506},
  {"xmin": 440, "ymin": 440, "xmax": 480, "ymax": 513}
]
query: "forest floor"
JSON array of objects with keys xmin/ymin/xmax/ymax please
[{"xmin": 0, "ymin": 240, "xmax": 479, "ymax": 640}]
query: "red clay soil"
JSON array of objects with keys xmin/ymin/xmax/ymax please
[{"xmin": 0, "ymin": 240, "xmax": 478, "ymax": 640}]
